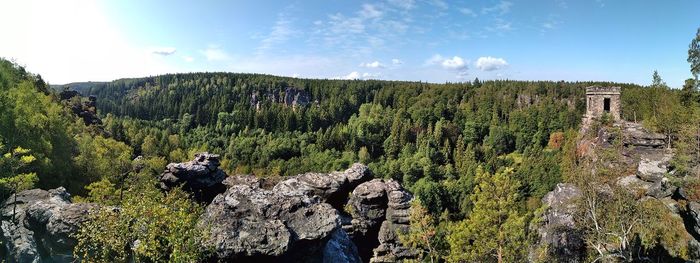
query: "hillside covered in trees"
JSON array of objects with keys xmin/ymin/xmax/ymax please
[{"xmin": 0, "ymin": 27, "xmax": 698, "ymax": 262}]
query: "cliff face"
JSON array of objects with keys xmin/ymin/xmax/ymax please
[
  {"xmin": 0, "ymin": 156, "xmax": 416, "ymax": 263},
  {"xmin": 531, "ymin": 121, "xmax": 700, "ymax": 262}
]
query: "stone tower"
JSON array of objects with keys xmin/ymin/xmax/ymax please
[{"xmin": 585, "ymin": 86, "xmax": 621, "ymax": 121}]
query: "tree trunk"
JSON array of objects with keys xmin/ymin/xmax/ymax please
[{"xmin": 498, "ymin": 244, "xmax": 503, "ymax": 263}]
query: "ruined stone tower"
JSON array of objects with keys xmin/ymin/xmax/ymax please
[{"xmin": 585, "ymin": 86, "xmax": 621, "ymax": 121}]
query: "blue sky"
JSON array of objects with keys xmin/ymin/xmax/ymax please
[{"xmin": 0, "ymin": 0, "xmax": 698, "ymax": 87}]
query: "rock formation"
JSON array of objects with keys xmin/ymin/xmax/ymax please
[
  {"xmin": 0, "ymin": 158, "xmax": 416, "ymax": 262},
  {"xmin": 529, "ymin": 183, "xmax": 585, "ymax": 262},
  {"xmin": 58, "ymin": 89, "xmax": 102, "ymax": 126},
  {"xmin": 250, "ymin": 87, "xmax": 313, "ymax": 111},
  {"xmin": 159, "ymin": 152, "xmax": 227, "ymax": 203},
  {"xmin": 534, "ymin": 119, "xmax": 698, "ymax": 262},
  {"xmin": 200, "ymin": 163, "xmax": 416, "ymax": 263},
  {"xmin": 200, "ymin": 163, "xmax": 385, "ymax": 262},
  {"xmin": 370, "ymin": 180, "xmax": 416, "ymax": 262},
  {"xmin": 0, "ymin": 187, "xmax": 96, "ymax": 263}
]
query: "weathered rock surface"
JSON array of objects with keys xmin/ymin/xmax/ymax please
[
  {"xmin": 0, "ymin": 162, "xmax": 411, "ymax": 263},
  {"xmin": 370, "ymin": 180, "xmax": 416, "ymax": 263},
  {"xmin": 201, "ymin": 178, "xmax": 358, "ymax": 262},
  {"xmin": 530, "ymin": 183, "xmax": 585, "ymax": 262},
  {"xmin": 621, "ymin": 122, "xmax": 666, "ymax": 148},
  {"xmin": 636, "ymin": 151, "xmax": 672, "ymax": 182},
  {"xmin": 0, "ymin": 187, "xmax": 96, "ymax": 263},
  {"xmin": 646, "ymin": 178, "xmax": 677, "ymax": 199},
  {"xmin": 273, "ymin": 163, "xmax": 371, "ymax": 209},
  {"xmin": 159, "ymin": 152, "xmax": 227, "ymax": 203}
]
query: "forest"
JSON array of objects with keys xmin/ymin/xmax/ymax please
[{"xmin": 0, "ymin": 28, "xmax": 698, "ymax": 262}]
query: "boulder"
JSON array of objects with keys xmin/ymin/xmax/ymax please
[
  {"xmin": 159, "ymin": 152, "xmax": 227, "ymax": 203},
  {"xmin": 646, "ymin": 178, "xmax": 677, "ymax": 199},
  {"xmin": 273, "ymin": 163, "xmax": 370, "ymax": 209},
  {"xmin": 636, "ymin": 152, "xmax": 672, "ymax": 182},
  {"xmin": 0, "ymin": 187, "xmax": 96, "ymax": 263},
  {"xmin": 616, "ymin": 174, "xmax": 652, "ymax": 193},
  {"xmin": 530, "ymin": 183, "xmax": 585, "ymax": 262},
  {"xmin": 321, "ymin": 229, "xmax": 362, "ymax": 263},
  {"xmin": 621, "ymin": 122, "xmax": 666, "ymax": 148},
  {"xmin": 370, "ymin": 180, "xmax": 416, "ymax": 262},
  {"xmin": 200, "ymin": 182, "xmax": 359, "ymax": 262},
  {"xmin": 687, "ymin": 201, "xmax": 700, "ymax": 237}
]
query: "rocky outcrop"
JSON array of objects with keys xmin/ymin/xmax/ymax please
[
  {"xmin": 0, "ymin": 162, "xmax": 412, "ymax": 263},
  {"xmin": 621, "ymin": 122, "xmax": 666, "ymax": 148},
  {"xmin": 283, "ymin": 87, "xmax": 311, "ymax": 109},
  {"xmin": 530, "ymin": 183, "xmax": 585, "ymax": 262},
  {"xmin": 250, "ymin": 87, "xmax": 313, "ymax": 111},
  {"xmin": 636, "ymin": 151, "xmax": 673, "ymax": 182},
  {"xmin": 0, "ymin": 187, "xmax": 96, "ymax": 263},
  {"xmin": 200, "ymin": 165, "xmax": 371, "ymax": 262},
  {"xmin": 345, "ymin": 179, "xmax": 388, "ymax": 259},
  {"xmin": 159, "ymin": 152, "xmax": 227, "ymax": 203},
  {"xmin": 370, "ymin": 180, "xmax": 416, "ymax": 263},
  {"xmin": 59, "ymin": 90, "xmax": 102, "ymax": 126},
  {"xmin": 201, "ymin": 163, "xmax": 414, "ymax": 263}
]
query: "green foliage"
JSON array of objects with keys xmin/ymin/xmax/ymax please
[
  {"xmin": 0, "ymin": 146, "xmax": 38, "ymax": 197},
  {"xmin": 689, "ymin": 27, "xmax": 700, "ymax": 81},
  {"xmin": 446, "ymin": 167, "xmax": 527, "ymax": 262},
  {"xmin": 398, "ymin": 200, "xmax": 445, "ymax": 263},
  {"xmin": 74, "ymin": 172, "xmax": 208, "ymax": 262}
]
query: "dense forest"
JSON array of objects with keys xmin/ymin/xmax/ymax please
[{"xmin": 0, "ymin": 28, "xmax": 698, "ymax": 262}]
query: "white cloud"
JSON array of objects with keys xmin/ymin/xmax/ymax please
[
  {"xmin": 183, "ymin": 56, "xmax": 194, "ymax": 62},
  {"xmin": 339, "ymin": 71, "xmax": 361, "ymax": 79},
  {"xmin": 360, "ymin": 61, "xmax": 384, "ymax": 68},
  {"xmin": 426, "ymin": 54, "xmax": 468, "ymax": 78},
  {"xmin": 475, "ymin": 56, "xmax": 509, "ymax": 71},
  {"xmin": 257, "ymin": 13, "xmax": 298, "ymax": 53},
  {"xmin": 428, "ymin": 55, "xmax": 466, "ymax": 70},
  {"xmin": 199, "ymin": 45, "xmax": 230, "ymax": 61},
  {"xmin": 459, "ymin": 8, "xmax": 477, "ymax": 17},
  {"xmin": 392, "ymin": 58, "xmax": 403, "ymax": 65},
  {"xmin": 441, "ymin": 56, "xmax": 466, "ymax": 70},
  {"xmin": 482, "ymin": 1, "xmax": 512, "ymax": 15},
  {"xmin": 387, "ymin": 0, "xmax": 415, "ymax": 10},
  {"xmin": 359, "ymin": 4, "xmax": 382, "ymax": 19},
  {"xmin": 150, "ymin": 47, "xmax": 176, "ymax": 56},
  {"xmin": 334, "ymin": 71, "xmax": 381, "ymax": 80}
]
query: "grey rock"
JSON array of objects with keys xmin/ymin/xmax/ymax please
[
  {"xmin": 687, "ymin": 201, "xmax": 700, "ymax": 237},
  {"xmin": 223, "ymin": 174, "xmax": 262, "ymax": 188},
  {"xmin": 345, "ymin": 163, "xmax": 372, "ymax": 187},
  {"xmin": 321, "ymin": 228, "xmax": 362, "ymax": 263},
  {"xmin": 159, "ymin": 152, "xmax": 227, "ymax": 203},
  {"xmin": 660, "ymin": 197, "xmax": 681, "ymax": 216},
  {"xmin": 370, "ymin": 180, "xmax": 416, "ymax": 263},
  {"xmin": 645, "ymin": 178, "xmax": 677, "ymax": 199},
  {"xmin": 616, "ymin": 174, "xmax": 652, "ymax": 192},
  {"xmin": 530, "ymin": 183, "xmax": 585, "ymax": 263},
  {"xmin": 347, "ymin": 179, "xmax": 388, "ymax": 238},
  {"xmin": 1, "ymin": 187, "xmax": 96, "ymax": 263},
  {"xmin": 636, "ymin": 152, "xmax": 672, "ymax": 182},
  {"xmin": 272, "ymin": 163, "xmax": 370, "ymax": 209},
  {"xmin": 201, "ymin": 182, "xmax": 354, "ymax": 262},
  {"xmin": 621, "ymin": 122, "xmax": 666, "ymax": 148}
]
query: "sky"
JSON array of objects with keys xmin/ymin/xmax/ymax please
[{"xmin": 0, "ymin": 0, "xmax": 698, "ymax": 87}]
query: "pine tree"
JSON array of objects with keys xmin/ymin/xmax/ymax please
[{"xmin": 446, "ymin": 167, "xmax": 526, "ymax": 263}]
